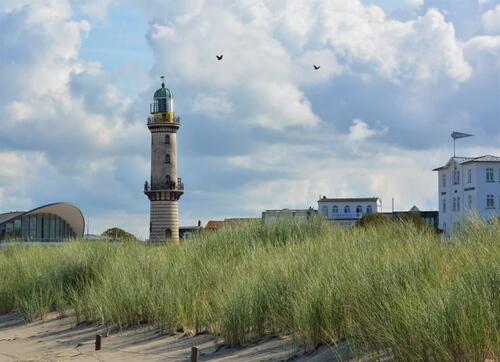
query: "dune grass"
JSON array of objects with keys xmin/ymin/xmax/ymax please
[{"xmin": 0, "ymin": 217, "xmax": 498, "ymax": 361}]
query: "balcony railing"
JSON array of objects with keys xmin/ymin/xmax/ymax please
[
  {"xmin": 147, "ymin": 116, "xmax": 181, "ymax": 125},
  {"xmin": 144, "ymin": 179, "xmax": 184, "ymax": 192}
]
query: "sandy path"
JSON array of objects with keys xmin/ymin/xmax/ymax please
[{"xmin": 0, "ymin": 313, "xmax": 343, "ymax": 361}]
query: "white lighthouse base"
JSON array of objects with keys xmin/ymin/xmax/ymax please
[{"xmin": 149, "ymin": 200, "xmax": 179, "ymax": 242}]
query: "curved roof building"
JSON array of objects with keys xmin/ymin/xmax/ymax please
[{"xmin": 0, "ymin": 203, "xmax": 84, "ymax": 242}]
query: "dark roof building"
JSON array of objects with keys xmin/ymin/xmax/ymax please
[{"xmin": 0, "ymin": 203, "xmax": 85, "ymax": 242}]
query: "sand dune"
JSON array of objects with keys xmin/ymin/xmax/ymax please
[{"xmin": 0, "ymin": 313, "xmax": 346, "ymax": 361}]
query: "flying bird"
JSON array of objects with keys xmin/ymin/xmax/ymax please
[
  {"xmin": 313, "ymin": 65, "xmax": 320, "ymax": 70},
  {"xmin": 216, "ymin": 55, "xmax": 223, "ymax": 60}
]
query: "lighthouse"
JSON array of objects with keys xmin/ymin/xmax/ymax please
[{"xmin": 144, "ymin": 77, "xmax": 184, "ymax": 242}]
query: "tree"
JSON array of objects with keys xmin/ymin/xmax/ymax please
[{"xmin": 101, "ymin": 227, "xmax": 136, "ymax": 240}]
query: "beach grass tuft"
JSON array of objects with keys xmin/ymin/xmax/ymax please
[{"xmin": 0, "ymin": 217, "xmax": 498, "ymax": 360}]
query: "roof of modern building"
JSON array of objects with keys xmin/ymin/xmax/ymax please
[
  {"xmin": 0, "ymin": 212, "xmax": 24, "ymax": 225},
  {"xmin": 154, "ymin": 82, "xmax": 173, "ymax": 99},
  {"xmin": 318, "ymin": 197, "xmax": 380, "ymax": 202},
  {"xmin": 433, "ymin": 155, "xmax": 500, "ymax": 171},
  {"xmin": 224, "ymin": 218, "xmax": 260, "ymax": 223},
  {"xmin": 0, "ymin": 203, "xmax": 85, "ymax": 237}
]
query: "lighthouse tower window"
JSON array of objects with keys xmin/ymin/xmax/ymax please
[
  {"xmin": 165, "ymin": 154, "xmax": 170, "ymax": 164},
  {"xmin": 165, "ymin": 134, "xmax": 170, "ymax": 144}
]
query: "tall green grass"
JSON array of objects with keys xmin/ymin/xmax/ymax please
[{"xmin": 0, "ymin": 217, "xmax": 498, "ymax": 361}]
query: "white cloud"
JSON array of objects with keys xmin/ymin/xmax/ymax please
[
  {"xmin": 347, "ymin": 119, "xmax": 387, "ymax": 143},
  {"xmin": 406, "ymin": 0, "xmax": 424, "ymax": 9},
  {"xmin": 464, "ymin": 35, "xmax": 500, "ymax": 72},
  {"xmin": 192, "ymin": 93, "xmax": 233, "ymax": 118},
  {"xmin": 75, "ymin": 0, "xmax": 117, "ymax": 20},
  {"xmin": 482, "ymin": 5, "xmax": 500, "ymax": 34},
  {"xmin": 1, "ymin": 0, "xmax": 498, "ymax": 238}
]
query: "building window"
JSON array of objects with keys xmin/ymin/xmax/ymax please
[
  {"xmin": 356, "ymin": 205, "xmax": 362, "ymax": 214},
  {"xmin": 322, "ymin": 205, "xmax": 328, "ymax": 215},
  {"xmin": 467, "ymin": 169, "xmax": 472, "ymax": 184},
  {"xmin": 453, "ymin": 169, "xmax": 460, "ymax": 185},
  {"xmin": 366, "ymin": 205, "xmax": 373, "ymax": 214},
  {"xmin": 165, "ymin": 134, "xmax": 170, "ymax": 144},
  {"xmin": 344, "ymin": 205, "xmax": 350, "ymax": 214},
  {"xmin": 468, "ymin": 195, "xmax": 472, "ymax": 209},
  {"xmin": 443, "ymin": 222, "xmax": 446, "ymax": 231},
  {"xmin": 486, "ymin": 194, "xmax": 494, "ymax": 208},
  {"xmin": 442, "ymin": 199, "xmax": 446, "ymax": 213},
  {"xmin": 456, "ymin": 197, "xmax": 460, "ymax": 211},
  {"xmin": 452, "ymin": 197, "xmax": 456, "ymax": 212},
  {"xmin": 442, "ymin": 174, "xmax": 446, "ymax": 187},
  {"xmin": 486, "ymin": 168, "xmax": 494, "ymax": 182},
  {"xmin": 332, "ymin": 205, "xmax": 338, "ymax": 213},
  {"xmin": 165, "ymin": 154, "xmax": 170, "ymax": 163}
]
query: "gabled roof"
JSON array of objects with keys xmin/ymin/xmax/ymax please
[
  {"xmin": 461, "ymin": 155, "xmax": 500, "ymax": 164},
  {"xmin": 318, "ymin": 197, "xmax": 380, "ymax": 203},
  {"xmin": 433, "ymin": 155, "xmax": 500, "ymax": 171}
]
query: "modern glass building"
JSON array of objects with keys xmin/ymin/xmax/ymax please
[{"xmin": 0, "ymin": 203, "xmax": 85, "ymax": 242}]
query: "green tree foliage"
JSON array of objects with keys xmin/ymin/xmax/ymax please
[{"xmin": 101, "ymin": 227, "xmax": 136, "ymax": 240}]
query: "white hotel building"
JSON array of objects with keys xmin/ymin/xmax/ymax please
[
  {"xmin": 433, "ymin": 155, "xmax": 500, "ymax": 233},
  {"xmin": 318, "ymin": 197, "xmax": 381, "ymax": 227}
]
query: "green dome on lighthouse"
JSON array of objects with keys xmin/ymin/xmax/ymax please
[{"xmin": 154, "ymin": 81, "xmax": 173, "ymax": 99}]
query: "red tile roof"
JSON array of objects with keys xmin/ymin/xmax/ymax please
[{"xmin": 205, "ymin": 220, "xmax": 225, "ymax": 230}]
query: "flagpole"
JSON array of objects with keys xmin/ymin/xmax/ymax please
[{"xmin": 450, "ymin": 131, "xmax": 473, "ymax": 158}]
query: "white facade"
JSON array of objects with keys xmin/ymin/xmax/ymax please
[
  {"xmin": 318, "ymin": 197, "xmax": 381, "ymax": 227},
  {"xmin": 433, "ymin": 155, "xmax": 500, "ymax": 234}
]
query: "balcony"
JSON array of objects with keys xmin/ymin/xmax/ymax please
[
  {"xmin": 147, "ymin": 116, "xmax": 181, "ymax": 125},
  {"xmin": 144, "ymin": 179, "xmax": 184, "ymax": 192}
]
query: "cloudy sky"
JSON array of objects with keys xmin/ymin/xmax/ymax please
[{"xmin": 0, "ymin": 0, "xmax": 499, "ymax": 239}]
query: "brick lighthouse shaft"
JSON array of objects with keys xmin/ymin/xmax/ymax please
[{"xmin": 144, "ymin": 80, "xmax": 183, "ymax": 242}]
